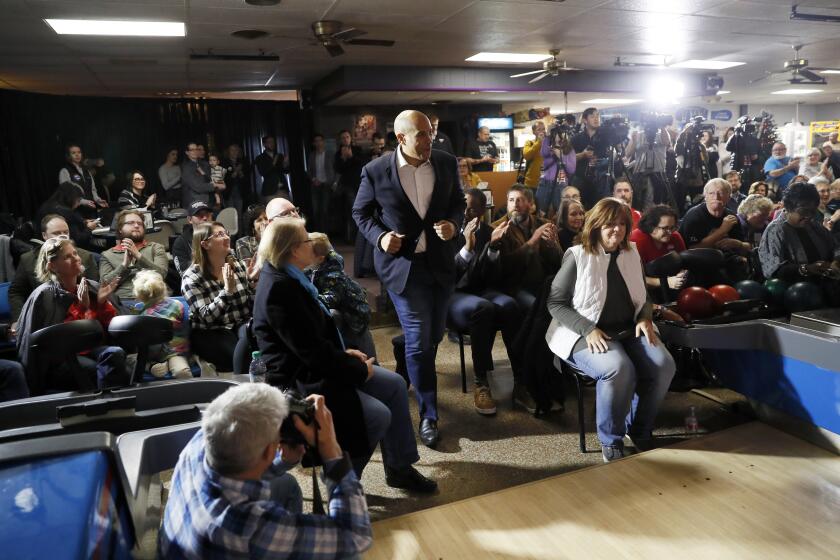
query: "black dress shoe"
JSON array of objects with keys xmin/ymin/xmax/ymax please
[
  {"xmin": 418, "ymin": 418, "xmax": 440, "ymax": 448},
  {"xmin": 385, "ymin": 465, "xmax": 438, "ymax": 493}
]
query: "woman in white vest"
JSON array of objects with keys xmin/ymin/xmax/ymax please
[{"xmin": 546, "ymin": 198, "xmax": 675, "ymax": 462}]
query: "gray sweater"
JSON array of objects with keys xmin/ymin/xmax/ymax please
[{"xmin": 99, "ymin": 241, "xmax": 169, "ymax": 299}]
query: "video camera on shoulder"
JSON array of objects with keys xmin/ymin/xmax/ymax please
[
  {"xmin": 548, "ymin": 113, "xmax": 579, "ymax": 148},
  {"xmin": 685, "ymin": 115, "xmax": 716, "ymax": 137},
  {"xmin": 279, "ymin": 391, "xmax": 316, "ymax": 446},
  {"xmin": 734, "ymin": 115, "xmax": 756, "ymax": 136},
  {"xmin": 640, "ymin": 112, "xmax": 673, "ymax": 144}
]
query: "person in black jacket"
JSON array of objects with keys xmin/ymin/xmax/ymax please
[
  {"xmin": 180, "ymin": 141, "xmax": 214, "ymax": 208},
  {"xmin": 333, "ymin": 130, "xmax": 366, "ymax": 242},
  {"xmin": 254, "ymin": 136, "xmax": 289, "ymax": 202},
  {"xmin": 37, "ymin": 183, "xmax": 106, "ymax": 252},
  {"xmin": 172, "ymin": 201, "xmax": 214, "ymax": 275},
  {"xmin": 252, "ymin": 217, "xmax": 436, "ymax": 493},
  {"xmin": 447, "ymin": 188, "xmax": 522, "ymax": 416}
]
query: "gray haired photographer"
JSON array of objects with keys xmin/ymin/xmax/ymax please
[{"xmin": 159, "ymin": 383, "xmax": 372, "ymax": 559}]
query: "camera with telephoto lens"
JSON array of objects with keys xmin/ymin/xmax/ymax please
[
  {"xmin": 548, "ymin": 115, "xmax": 577, "ymax": 149},
  {"xmin": 599, "ymin": 115, "xmax": 631, "ymax": 147},
  {"xmin": 734, "ymin": 115, "xmax": 756, "ymax": 136},
  {"xmin": 279, "ymin": 391, "xmax": 316, "ymax": 446}
]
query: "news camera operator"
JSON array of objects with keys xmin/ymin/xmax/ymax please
[
  {"xmin": 536, "ymin": 117, "xmax": 578, "ymax": 217},
  {"xmin": 625, "ymin": 113, "xmax": 674, "ymax": 211},
  {"xmin": 674, "ymin": 116, "xmax": 716, "ymax": 212},
  {"xmin": 159, "ymin": 383, "xmax": 373, "ymax": 559},
  {"xmin": 725, "ymin": 116, "xmax": 762, "ymax": 191},
  {"xmin": 571, "ymin": 107, "xmax": 628, "ymax": 209}
]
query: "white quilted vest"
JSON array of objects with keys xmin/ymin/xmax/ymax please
[{"xmin": 546, "ymin": 242, "xmax": 648, "ymax": 359}]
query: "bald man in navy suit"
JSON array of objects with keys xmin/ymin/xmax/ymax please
[{"xmin": 353, "ymin": 110, "xmax": 465, "ymax": 447}]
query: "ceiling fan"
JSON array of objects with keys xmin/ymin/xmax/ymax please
[
  {"xmin": 749, "ymin": 44, "xmax": 840, "ymax": 85},
  {"xmin": 311, "ymin": 20, "xmax": 394, "ymax": 57},
  {"xmin": 510, "ymin": 50, "xmax": 581, "ymax": 83}
]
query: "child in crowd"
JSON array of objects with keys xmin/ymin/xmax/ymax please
[
  {"xmin": 208, "ymin": 153, "xmax": 226, "ymax": 210},
  {"xmin": 306, "ymin": 233, "xmax": 376, "ymax": 358},
  {"xmin": 132, "ymin": 270, "xmax": 192, "ymax": 379}
]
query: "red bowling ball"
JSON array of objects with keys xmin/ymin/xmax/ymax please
[
  {"xmin": 677, "ymin": 287, "xmax": 718, "ymax": 319},
  {"xmin": 709, "ymin": 284, "xmax": 740, "ymax": 306}
]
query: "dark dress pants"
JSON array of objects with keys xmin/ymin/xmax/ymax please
[{"xmin": 447, "ymin": 289, "xmax": 522, "ymax": 385}]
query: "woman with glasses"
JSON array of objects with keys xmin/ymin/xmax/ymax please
[
  {"xmin": 182, "ymin": 222, "xmax": 253, "ymax": 372},
  {"xmin": 630, "ymin": 205, "xmax": 688, "ymax": 293},
  {"xmin": 547, "ymin": 198, "xmax": 675, "ymax": 462},
  {"xmin": 759, "ymin": 182, "xmax": 840, "ymax": 289},
  {"xmin": 236, "ymin": 204, "xmax": 268, "ymax": 261},
  {"xmin": 251, "ymin": 217, "xmax": 437, "ymax": 492},
  {"xmin": 16, "ymin": 238, "xmax": 126, "ymax": 395},
  {"xmin": 458, "ymin": 157, "xmax": 481, "ymax": 189},
  {"xmin": 118, "ymin": 170, "xmax": 157, "ymax": 210}
]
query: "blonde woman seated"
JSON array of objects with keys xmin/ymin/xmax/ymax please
[
  {"xmin": 132, "ymin": 270, "xmax": 191, "ymax": 379},
  {"xmin": 546, "ymin": 198, "xmax": 676, "ymax": 462},
  {"xmin": 16, "ymin": 238, "xmax": 125, "ymax": 394}
]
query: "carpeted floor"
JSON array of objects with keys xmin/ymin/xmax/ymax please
[{"xmin": 288, "ymin": 324, "xmax": 752, "ymax": 523}]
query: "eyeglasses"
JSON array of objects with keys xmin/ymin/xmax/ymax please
[
  {"xmin": 792, "ymin": 207, "xmax": 818, "ymax": 218},
  {"xmin": 208, "ymin": 231, "xmax": 229, "ymax": 239},
  {"xmin": 563, "ymin": 194, "xmax": 582, "ymax": 201},
  {"xmin": 132, "ymin": 177, "xmax": 146, "ymax": 182}
]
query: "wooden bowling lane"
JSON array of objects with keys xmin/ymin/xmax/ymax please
[{"xmin": 367, "ymin": 422, "xmax": 840, "ymax": 559}]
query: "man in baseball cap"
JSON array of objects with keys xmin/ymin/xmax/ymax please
[{"xmin": 173, "ymin": 202, "xmax": 215, "ymax": 274}]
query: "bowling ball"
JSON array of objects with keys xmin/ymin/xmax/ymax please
[
  {"xmin": 709, "ymin": 284, "xmax": 740, "ymax": 306},
  {"xmin": 784, "ymin": 282, "xmax": 825, "ymax": 312},
  {"xmin": 764, "ymin": 278, "xmax": 789, "ymax": 305},
  {"xmin": 677, "ymin": 287, "xmax": 718, "ymax": 319},
  {"xmin": 735, "ymin": 280, "xmax": 770, "ymax": 301}
]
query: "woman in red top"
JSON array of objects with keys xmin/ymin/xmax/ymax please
[
  {"xmin": 630, "ymin": 205, "xmax": 687, "ymax": 292},
  {"xmin": 16, "ymin": 238, "xmax": 126, "ymax": 394}
]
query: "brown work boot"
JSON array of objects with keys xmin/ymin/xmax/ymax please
[{"xmin": 474, "ymin": 385, "xmax": 497, "ymax": 415}]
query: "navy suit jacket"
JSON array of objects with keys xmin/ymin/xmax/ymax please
[{"xmin": 353, "ymin": 149, "xmax": 466, "ymax": 294}]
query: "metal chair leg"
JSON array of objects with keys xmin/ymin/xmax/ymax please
[
  {"xmin": 573, "ymin": 372, "xmax": 586, "ymax": 453},
  {"xmin": 458, "ymin": 333, "xmax": 467, "ymax": 393}
]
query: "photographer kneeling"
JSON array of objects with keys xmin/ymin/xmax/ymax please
[{"xmin": 160, "ymin": 384, "xmax": 372, "ymax": 559}]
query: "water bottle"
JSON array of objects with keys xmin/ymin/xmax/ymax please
[
  {"xmin": 249, "ymin": 351, "xmax": 267, "ymax": 383},
  {"xmin": 685, "ymin": 405, "xmax": 699, "ymax": 433}
]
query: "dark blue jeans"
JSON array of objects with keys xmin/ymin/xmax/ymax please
[
  {"xmin": 387, "ymin": 259, "xmax": 453, "ymax": 421},
  {"xmin": 77, "ymin": 345, "xmax": 128, "ymax": 390},
  {"xmin": 0, "ymin": 360, "xmax": 29, "ymax": 402},
  {"xmin": 447, "ymin": 289, "xmax": 522, "ymax": 385}
]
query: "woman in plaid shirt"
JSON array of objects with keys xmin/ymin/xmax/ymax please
[{"xmin": 182, "ymin": 222, "xmax": 254, "ymax": 372}]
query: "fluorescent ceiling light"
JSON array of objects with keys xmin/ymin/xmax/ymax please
[
  {"xmin": 716, "ymin": 90, "xmax": 731, "ymax": 94},
  {"xmin": 670, "ymin": 59, "xmax": 745, "ymax": 70},
  {"xmin": 819, "ymin": 70, "xmax": 840, "ymax": 74},
  {"xmin": 45, "ymin": 19, "xmax": 185, "ymax": 37},
  {"xmin": 771, "ymin": 89, "xmax": 822, "ymax": 95},
  {"xmin": 580, "ymin": 98, "xmax": 642, "ymax": 105},
  {"xmin": 647, "ymin": 78, "xmax": 684, "ymax": 104},
  {"xmin": 466, "ymin": 52, "xmax": 551, "ymax": 63}
]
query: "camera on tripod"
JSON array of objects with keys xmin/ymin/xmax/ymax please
[
  {"xmin": 279, "ymin": 391, "xmax": 316, "ymax": 446},
  {"xmin": 548, "ymin": 113, "xmax": 579, "ymax": 148},
  {"xmin": 640, "ymin": 112, "xmax": 672, "ymax": 143},
  {"xmin": 734, "ymin": 115, "xmax": 756, "ymax": 136},
  {"xmin": 599, "ymin": 116, "xmax": 630, "ymax": 147}
]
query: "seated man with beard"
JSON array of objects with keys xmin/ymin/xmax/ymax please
[
  {"xmin": 485, "ymin": 184, "xmax": 562, "ymax": 412},
  {"xmin": 99, "ymin": 210, "xmax": 169, "ymax": 302}
]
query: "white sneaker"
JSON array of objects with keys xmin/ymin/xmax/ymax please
[
  {"xmin": 149, "ymin": 362, "xmax": 169, "ymax": 378},
  {"xmin": 195, "ymin": 356, "xmax": 217, "ymax": 377}
]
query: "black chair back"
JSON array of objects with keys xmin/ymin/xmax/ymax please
[
  {"xmin": 107, "ymin": 316, "xmax": 173, "ymax": 384},
  {"xmin": 29, "ymin": 319, "xmax": 105, "ymax": 391},
  {"xmin": 678, "ymin": 248, "xmax": 725, "ymax": 271}
]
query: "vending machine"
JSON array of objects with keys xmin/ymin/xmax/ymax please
[{"xmin": 478, "ymin": 117, "xmax": 514, "ymax": 171}]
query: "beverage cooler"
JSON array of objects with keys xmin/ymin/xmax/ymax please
[{"xmin": 478, "ymin": 117, "xmax": 514, "ymax": 171}]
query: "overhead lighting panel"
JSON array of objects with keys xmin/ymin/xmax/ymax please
[
  {"xmin": 580, "ymin": 98, "xmax": 642, "ymax": 105},
  {"xmin": 771, "ymin": 89, "xmax": 823, "ymax": 95},
  {"xmin": 466, "ymin": 52, "xmax": 552, "ymax": 64},
  {"xmin": 45, "ymin": 19, "xmax": 185, "ymax": 37}
]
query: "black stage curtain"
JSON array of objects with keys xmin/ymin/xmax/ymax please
[{"xmin": 0, "ymin": 89, "xmax": 310, "ymax": 219}]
